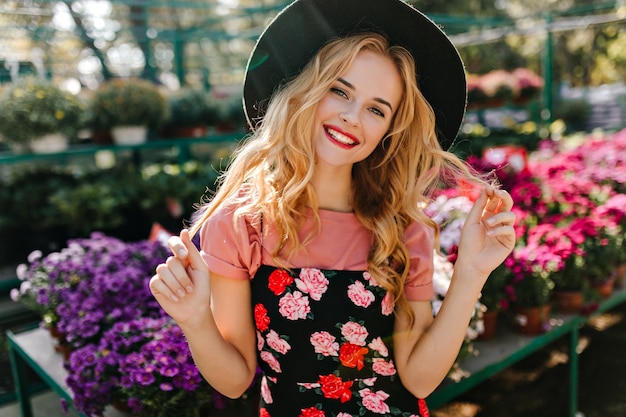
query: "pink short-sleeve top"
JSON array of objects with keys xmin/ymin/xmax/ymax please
[{"xmin": 199, "ymin": 202, "xmax": 434, "ymax": 301}]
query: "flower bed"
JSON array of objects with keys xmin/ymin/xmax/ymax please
[{"xmin": 9, "ymin": 128, "xmax": 626, "ymax": 412}]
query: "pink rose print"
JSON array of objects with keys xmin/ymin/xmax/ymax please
[
  {"xmin": 368, "ymin": 337, "xmax": 389, "ymax": 357},
  {"xmin": 337, "ymin": 414, "xmax": 353, "ymax": 417},
  {"xmin": 358, "ymin": 388, "xmax": 391, "ymax": 414},
  {"xmin": 267, "ymin": 330, "xmax": 291, "ymax": 355},
  {"xmin": 347, "ymin": 281, "xmax": 375, "ymax": 308},
  {"xmin": 361, "ymin": 377, "xmax": 377, "ymax": 386},
  {"xmin": 257, "ymin": 331, "xmax": 265, "ymax": 350},
  {"xmin": 295, "ymin": 268, "xmax": 329, "ymax": 301},
  {"xmin": 260, "ymin": 351, "xmax": 282, "ymax": 373},
  {"xmin": 381, "ymin": 291, "xmax": 394, "ymax": 316},
  {"xmin": 372, "ymin": 358, "xmax": 396, "ymax": 376},
  {"xmin": 297, "ymin": 382, "xmax": 320, "ymax": 389},
  {"xmin": 278, "ymin": 291, "xmax": 311, "ymax": 320},
  {"xmin": 261, "ymin": 376, "xmax": 273, "ymax": 404},
  {"xmin": 310, "ymin": 331, "xmax": 339, "ymax": 356},
  {"xmin": 362, "ymin": 271, "xmax": 380, "ymax": 287},
  {"xmin": 341, "ymin": 321, "xmax": 368, "ymax": 346}
]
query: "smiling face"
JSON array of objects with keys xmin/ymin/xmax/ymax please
[{"xmin": 312, "ymin": 50, "xmax": 403, "ymax": 174}]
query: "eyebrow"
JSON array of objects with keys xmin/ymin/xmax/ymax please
[{"xmin": 337, "ymin": 78, "xmax": 394, "ymax": 112}]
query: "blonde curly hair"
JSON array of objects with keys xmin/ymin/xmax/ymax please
[{"xmin": 191, "ymin": 32, "xmax": 484, "ymax": 322}]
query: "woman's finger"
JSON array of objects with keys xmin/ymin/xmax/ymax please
[{"xmin": 180, "ymin": 229, "xmax": 207, "ymax": 273}]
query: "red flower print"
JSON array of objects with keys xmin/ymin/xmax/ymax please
[
  {"xmin": 300, "ymin": 406, "xmax": 325, "ymax": 417},
  {"xmin": 296, "ymin": 268, "xmax": 329, "ymax": 301},
  {"xmin": 260, "ymin": 408, "xmax": 271, "ymax": 417},
  {"xmin": 254, "ymin": 303, "xmax": 270, "ymax": 332},
  {"xmin": 268, "ymin": 269, "xmax": 293, "ymax": 295},
  {"xmin": 418, "ymin": 398, "xmax": 430, "ymax": 416},
  {"xmin": 358, "ymin": 388, "xmax": 390, "ymax": 414},
  {"xmin": 339, "ymin": 343, "xmax": 368, "ymax": 371},
  {"xmin": 318, "ymin": 374, "xmax": 353, "ymax": 403}
]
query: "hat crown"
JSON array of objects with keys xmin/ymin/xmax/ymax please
[{"xmin": 243, "ymin": 0, "xmax": 467, "ymax": 149}]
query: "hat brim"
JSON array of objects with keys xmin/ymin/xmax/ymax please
[{"xmin": 243, "ymin": 0, "xmax": 467, "ymax": 150}]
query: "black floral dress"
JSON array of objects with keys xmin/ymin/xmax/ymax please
[{"xmin": 251, "ymin": 264, "xmax": 430, "ymax": 417}]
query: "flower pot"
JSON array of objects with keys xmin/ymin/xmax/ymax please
[
  {"xmin": 553, "ymin": 290, "xmax": 584, "ymax": 314},
  {"xmin": 30, "ymin": 133, "xmax": 69, "ymax": 153},
  {"xmin": 111, "ymin": 125, "xmax": 148, "ymax": 145},
  {"xmin": 591, "ymin": 277, "xmax": 615, "ymax": 299},
  {"xmin": 514, "ymin": 304, "xmax": 551, "ymax": 335},
  {"xmin": 613, "ymin": 264, "xmax": 626, "ymax": 289},
  {"xmin": 478, "ymin": 309, "xmax": 499, "ymax": 340}
]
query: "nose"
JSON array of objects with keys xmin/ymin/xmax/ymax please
[{"xmin": 339, "ymin": 107, "xmax": 359, "ymax": 126}]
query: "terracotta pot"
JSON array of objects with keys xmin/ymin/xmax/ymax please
[
  {"xmin": 591, "ymin": 277, "xmax": 615, "ymax": 299},
  {"xmin": 553, "ymin": 290, "xmax": 584, "ymax": 314},
  {"xmin": 48, "ymin": 325, "xmax": 64, "ymax": 340},
  {"xmin": 514, "ymin": 304, "xmax": 551, "ymax": 335},
  {"xmin": 55, "ymin": 343, "xmax": 74, "ymax": 361},
  {"xmin": 613, "ymin": 264, "xmax": 626, "ymax": 289},
  {"xmin": 479, "ymin": 310, "xmax": 499, "ymax": 341}
]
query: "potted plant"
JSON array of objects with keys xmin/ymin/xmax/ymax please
[
  {"xmin": 11, "ymin": 232, "xmax": 168, "ymax": 351},
  {"xmin": 161, "ymin": 87, "xmax": 218, "ymax": 138},
  {"xmin": 432, "ymin": 251, "xmax": 483, "ymax": 381},
  {"xmin": 478, "ymin": 263, "xmax": 509, "ymax": 340},
  {"xmin": 504, "ymin": 243, "xmax": 555, "ymax": 334},
  {"xmin": 507, "ymin": 272, "xmax": 554, "ymax": 335},
  {"xmin": 89, "ymin": 78, "xmax": 168, "ymax": 145},
  {"xmin": 214, "ymin": 92, "xmax": 246, "ymax": 133},
  {"xmin": 0, "ymin": 77, "xmax": 85, "ymax": 153}
]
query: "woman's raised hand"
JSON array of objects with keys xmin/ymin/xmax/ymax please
[
  {"xmin": 456, "ymin": 186, "xmax": 516, "ymax": 280},
  {"xmin": 150, "ymin": 229, "xmax": 212, "ymax": 324}
]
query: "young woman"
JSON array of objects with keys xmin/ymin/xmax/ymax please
[{"xmin": 150, "ymin": 0, "xmax": 516, "ymax": 415}]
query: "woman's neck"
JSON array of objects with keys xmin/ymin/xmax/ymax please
[{"xmin": 311, "ymin": 166, "xmax": 354, "ymax": 213}]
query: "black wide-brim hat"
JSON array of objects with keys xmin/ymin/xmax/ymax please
[{"xmin": 243, "ymin": 0, "xmax": 467, "ymax": 150}]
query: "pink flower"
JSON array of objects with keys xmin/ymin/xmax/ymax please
[
  {"xmin": 372, "ymin": 358, "xmax": 396, "ymax": 376},
  {"xmin": 347, "ymin": 281, "xmax": 375, "ymax": 308},
  {"xmin": 266, "ymin": 330, "xmax": 291, "ymax": 355},
  {"xmin": 362, "ymin": 271, "xmax": 380, "ymax": 287},
  {"xmin": 341, "ymin": 321, "xmax": 368, "ymax": 346},
  {"xmin": 358, "ymin": 388, "xmax": 390, "ymax": 414},
  {"xmin": 367, "ymin": 337, "xmax": 388, "ymax": 357},
  {"xmin": 278, "ymin": 291, "xmax": 311, "ymax": 320},
  {"xmin": 310, "ymin": 331, "xmax": 339, "ymax": 356},
  {"xmin": 257, "ymin": 331, "xmax": 265, "ymax": 350},
  {"xmin": 260, "ymin": 351, "xmax": 281, "ymax": 373},
  {"xmin": 381, "ymin": 292, "xmax": 394, "ymax": 316},
  {"xmin": 295, "ymin": 268, "xmax": 329, "ymax": 301},
  {"xmin": 261, "ymin": 376, "xmax": 273, "ymax": 404}
]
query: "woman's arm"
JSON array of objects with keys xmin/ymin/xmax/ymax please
[
  {"xmin": 150, "ymin": 230, "xmax": 258, "ymax": 398},
  {"xmin": 394, "ymin": 187, "xmax": 516, "ymax": 398}
]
